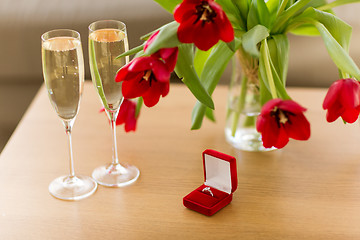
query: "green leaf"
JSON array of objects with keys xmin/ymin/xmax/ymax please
[
  {"xmin": 135, "ymin": 97, "xmax": 143, "ymax": 118},
  {"xmin": 247, "ymin": 0, "xmax": 260, "ymax": 29},
  {"xmin": 134, "ymin": 50, "xmax": 145, "ymax": 58},
  {"xmin": 317, "ymin": 0, "xmax": 360, "ymax": 11},
  {"xmin": 272, "ymin": 0, "xmax": 312, "ymax": 33},
  {"xmin": 242, "ymin": 24, "xmax": 269, "ymax": 57},
  {"xmin": 217, "ymin": 0, "xmax": 245, "ymax": 30},
  {"xmin": 269, "ymin": 55, "xmax": 290, "ymax": 100},
  {"xmin": 259, "ymin": 39, "xmax": 290, "ymax": 100},
  {"xmin": 153, "ymin": 0, "xmax": 181, "ymax": 13},
  {"xmin": 289, "ymin": 24, "xmax": 320, "ymax": 36},
  {"xmin": 116, "ymin": 44, "xmax": 144, "ymax": 59},
  {"xmin": 274, "ymin": 0, "xmax": 289, "ymax": 17},
  {"xmin": 89, "ymin": 39, "xmax": 107, "ymax": 107},
  {"xmin": 205, "ymin": 108, "xmax": 216, "ymax": 122},
  {"xmin": 247, "ymin": 0, "xmax": 271, "ymax": 29},
  {"xmin": 174, "ymin": 44, "xmax": 215, "ymax": 110},
  {"xmin": 259, "ymin": 71, "xmax": 272, "ymax": 105},
  {"xmin": 144, "ymin": 21, "xmax": 181, "ymax": 55},
  {"xmin": 191, "ymin": 39, "xmax": 241, "ymax": 129},
  {"xmin": 269, "ymin": 34, "xmax": 289, "ymax": 84},
  {"xmin": 226, "ymin": 40, "xmax": 236, "ymax": 52},
  {"xmin": 266, "ymin": 0, "xmax": 281, "ymax": 16},
  {"xmin": 256, "ymin": 0, "xmax": 271, "ymax": 28},
  {"xmin": 231, "ymin": 0, "xmax": 249, "ymax": 29},
  {"xmin": 234, "ymin": 0, "xmax": 252, "ymax": 27},
  {"xmin": 194, "ymin": 48, "xmax": 213, "ymax": 76},
  {"xmin": 259, "ymin": 39, "xmax": 277, "ymax": 98},
  {"xmin": 315, "ymin": 22, "xmax": 360, "ymax": 79},
  {"xmin": 302, "ymin": 0, "xmax": 329, "ymax": 9},
  {"xmin": 296, "ymin": 8, "xmax": 352, "ymax": 50}
]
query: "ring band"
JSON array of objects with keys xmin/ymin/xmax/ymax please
[{"xmin": 202, "ymin": 186, "xmax": 214, "ymax": 197}]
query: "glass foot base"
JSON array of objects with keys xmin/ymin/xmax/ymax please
[
  {"xmin": 92, "ymin": 163, "xmax": 140, "ymax": 187},
  {"xmin": 225, "ymin": 128, "xmax": 276, "ymax": 152},
  {"xmin": 49, "ymin": 175, "xmax": 98, "ymax": 201}
]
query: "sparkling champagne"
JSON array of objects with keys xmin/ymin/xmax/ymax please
[
  {"xmin": 88, "ymin": 21, "xmax": 140, "ymax": 187},
  {"xmin": 42, "ymin": 37, "xmax": 84, "ymax": 120},
  {"xmin": 89, "ymin": 28, "xmax": 128, "ymax": 111}
]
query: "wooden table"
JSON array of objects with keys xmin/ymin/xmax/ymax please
[{"xmin": 1, "ymin": 82, "xmax": 360, "ymax": 239}]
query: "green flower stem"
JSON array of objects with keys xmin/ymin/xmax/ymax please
[
  {"xmin": 230, "ymin": 74, "xmax": 248, "ymax": 137},
  {"xmin": 229, "ymin": 49, "xmax": 260, "ymax": 137},
  {"xmin": 261, "ymin": 39, "xmax": 278, "ymax": 99}
]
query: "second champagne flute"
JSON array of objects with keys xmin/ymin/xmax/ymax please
[
  {"xmin": 88, "ymin": 20, "xmax": 140, "ymax": 187},
  {"xmin": 42, "ymin": 29, "xmax": 97, "ymax": 200}
]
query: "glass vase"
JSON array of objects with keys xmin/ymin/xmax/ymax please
[{"xmin": 225, "ymin": 50, "xmax": 274, "ymax": 152}]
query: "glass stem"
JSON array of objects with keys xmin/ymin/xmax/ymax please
[
  {"xmin": 65, "ymin": 124, "xmax": 75, "ymax": 178},
  {"xmin": 110, "ymin": 118, "xmax": 119, "ymax": 165}
]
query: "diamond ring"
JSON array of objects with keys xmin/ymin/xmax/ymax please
[{"xmin": 202, "ymin": 186, "xmax": 214, "ymax": 197}]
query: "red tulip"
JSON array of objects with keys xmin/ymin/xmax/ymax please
[
  {"xmin": 323, "ymin": 78, "xmax": 360, "ymax": 123},
  {"xmin": 99, "ymin": 99, "xmax": 138, "ymax": 132},
  {"xmin": 117, "ymin": 99, "xmax": 138, "ymax": 132},
  {"xmin": 115, "ymin": 56, "xmax": 170, "ymax": 107},
  {"xmin": 256, "ymin": 99, "xmax": 311, "ymax": 149},
  {"xmin": 174, "ymin": 0, "xmax": 234, "ymax": 51},
  {"xmin": 144, "ymin": 31, "xmax": 179, "ymax": 71}
]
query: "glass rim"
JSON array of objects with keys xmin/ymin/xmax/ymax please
[
  {"xmin": 41, "ymin": 29, "xmax": 81, "ymax": 42},
  {"xmin": 88, "ymin": 20, "xmax": 127, "ymax": 33}
]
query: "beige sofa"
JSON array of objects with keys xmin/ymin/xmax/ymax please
[{"xmin": 0, "ymin": 1, "xmax": 359, "ymax": 151}]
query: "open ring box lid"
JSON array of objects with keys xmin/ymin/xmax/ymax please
[{"xmin": 183, "ymin": 149, "xmax": 238, "ymax": 216}]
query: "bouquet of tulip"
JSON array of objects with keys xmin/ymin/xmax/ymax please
[{"xmin": 114, "ymin": 0, "xmax": 360, "ymax": 149}]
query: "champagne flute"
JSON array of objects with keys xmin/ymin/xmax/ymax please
[
  {"xmin": 41, "ymin": 29, "xmax": 97, "ymax": 200},
  {"xmin": 88, "ymin": 20, "xmax": 140, "ymax": 187}
]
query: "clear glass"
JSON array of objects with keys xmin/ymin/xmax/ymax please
[
  {"xmin": 41, "ymin": 29, "xmax": 97, "ymax": 200},
  {"xmin": 88, "ymin": 20, "xmax": 140, "ymax": 187},
  {"xmin": 225, "ymin": 50, "xmax": 276, "ymax": 152}
]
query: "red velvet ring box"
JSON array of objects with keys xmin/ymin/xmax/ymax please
[{"xmin": 183, "ymin": 149, "xmax": 238, "ymax": 216}]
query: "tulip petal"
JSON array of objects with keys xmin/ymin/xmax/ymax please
[
  {"xmin": 177, "ymin": 15, "xmax": 199, "ymax": 44},
  {"xmin": 323, "ymin": 80, "xmax": 343, "ymax": 109},
  {"xmin": 218, "ymin": 20, "xmax": 234, "ymax": 43},
  {"xmin": 274, "ymin": 127, "xmax": 289, "ymax": 149},
  {"xmin": 340, "ymin": 78, "xmax": 360, "ymax": 109},
  {"xmin": 260, "ymin": 99, "xmax": 282, "ymax": 115},
  {"xmin": 116, "ymin": 67, "xmax": 142, "ymax": 83},
  {"xmin": 341, "ymin": 108, "xmax": 360, "ymax": 123},
  {"xmin": 142, "ymin": 81, "xmax": 170, "ymax": 107},
  {"xmin": 151, "ymin": 59, "xmax": 171, "ymax": 83},
  {"xmin": 144, "ymin": 31, "xmax": 159, "ymax": 52},
  {"xmin": 193, "ymin": 21, "xmax": 220, "ymax": 51},
  {"xmin": 115, "ymin": 64, "xmax": 131, "ymax": 82},
  {"xmin": 160, "ymin": 81, "xmax": 170, "ymax": 97},
  {"xmin": 326, "ymin": 101, "xmax": 343, "ymax": 122},
  {"xmin": 258, "ymin": 116, "xmax": 282, "ymax": 148},
  {"xmin": 122, "ymin": 77, "xmax": 150, "ymax": 98},
  {"xmin": 285, "ymin": 113, "xmax": 311, "ymax": 140},
  {"xmin": 142, "ymin": 86, "xmax": 162, "ymax": 107},
  {"xmin": 124, "ymin": 103, "xmax": 137, "ymax": 132},
  {"xmin": 279, "ymin": 100, "xmax": 307, "ymax": 114},
  {"xmin": 161, "ymin": 48, "xmax": 178, "ymax": 71},
  {"xmin": 128, "ymin": 57, "xmax": 154, "ymax": 72},
  {"xmin": 117, "ymin": 100, "xmax": 129, "ymax": 124},
  {"xmin": 211, "ymin": 2, "xmax": 234, "ymax": 43},
  {"xmin": 174, "ymin": 1, "xmax": 197, "ymax": 23}
]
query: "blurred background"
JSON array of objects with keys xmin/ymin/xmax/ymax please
[{"xmin": 0, "ymin": 0, "xmax": 359, "ymax": 152}]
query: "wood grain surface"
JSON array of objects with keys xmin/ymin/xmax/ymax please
[{"xmin": 1, "ymin": 82, "xmax": 360, "ymax": 239}]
